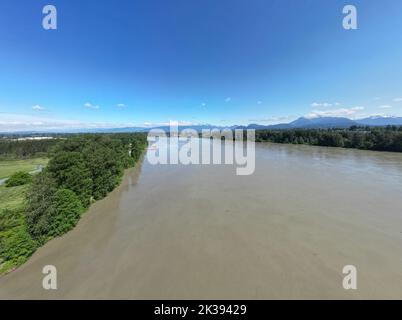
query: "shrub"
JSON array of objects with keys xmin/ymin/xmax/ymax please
[
  {"xmin": 48, "ymin": 189, "xmax": 83, "ymax": 237},
  {"xmin": 0, "ymin": 225, "xmax": 37, "ymax": 273},
  {"xmin": 0, "ymin": 208, "xmax": 24, "ymax": 232},
  {"xmin": 5, "ymin": 171, "xmax": 32, "ymax": 187}
]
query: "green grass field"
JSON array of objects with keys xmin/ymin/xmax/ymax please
[{"xmin": 0, "ymin": 158, "xmax": 49, "ymax": 179}]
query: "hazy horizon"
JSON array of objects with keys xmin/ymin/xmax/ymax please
[{"xmin": 2, "ymin": 113, "xmax": 402, "ymax": 134}]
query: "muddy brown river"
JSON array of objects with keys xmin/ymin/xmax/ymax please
[{"xmin": 1, "ymin": 142, "xmax": 402, "ymax": 299}]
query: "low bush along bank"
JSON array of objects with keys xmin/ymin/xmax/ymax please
[
  {"xmin": 0, "ymin": 133, "xmax": 147, "ymax": 274},
  {"xmin": 5, "ymin": 171, "xmax": 33, "ymax": 188}
]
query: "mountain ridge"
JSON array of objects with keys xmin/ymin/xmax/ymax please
[{"xmin": 2, "ymin": 116, "xmax": 402, "ymax": 134}]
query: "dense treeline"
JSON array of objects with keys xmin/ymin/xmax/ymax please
[
  {"xmin": 0, "ymin": 133, "xmax": 147, "ymax": 273},
  {"xmin": 0, "ymin": 139, "xmax": 60, "ymax": 159},
  {"xmin": 27, "ymin": 133, "xmax": 147, "ymax": 241},
  {"xmin": 255, "ymin": 126, "xmax": 402, "ymax": 152}
]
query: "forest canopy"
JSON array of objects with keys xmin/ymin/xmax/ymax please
[{"xmin": 26, "ymin": 133, "xmax": 147, "ymax": 241}]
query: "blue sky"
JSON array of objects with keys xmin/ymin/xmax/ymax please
[{"xmin": 1, "ymin": 0, "xmax": 402, "ymax": 131}]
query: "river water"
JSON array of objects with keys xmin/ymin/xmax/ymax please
[{"xmin": 1, "ymin": 142, "xmax": 402, "ymax": 299}]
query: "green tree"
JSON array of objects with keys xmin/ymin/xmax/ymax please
[
  {"xmin": 5, "ymin": 171, "xmax": 32, "ymax": 187},
  {"xmin": 48, "ymin": 189, "xmax": 83, "ymax": 237},
  {"xmin": 82, "ymin": 139, "xmax": 124, "ymax": 200},
  {"xmin": 25, "ymin": 172, "xmax": 57, "ymax": 241},
  {"xmin": 47, "ymin": 151, "xmax": 93, "ymax": 207}
]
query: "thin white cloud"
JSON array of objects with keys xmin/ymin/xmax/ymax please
[
  {"xmin": 306, "ymin": 106, "xmax": 365, "ymax": 119},
  {"xmin": 361, "ymin": 113, "xmax": 399, "ymax": 119},
  {"xmin": 84, "ymin": 102, "xmax": 100, "ymax": 110},
  {"xmin": 393, "ymin": 98, "xmax": 402, "ymax": 102},
  {"xmin": 379, "ymin": 105, "xmax": 393, "ymax": 109},
  {"xmin": 248, "ymin": 116, "xmax": 293, "ymax": 123},
  {"xmin": 143, "ymin": 120, "xmax": 200, "ymax": 127},
  {"xmin": 32, "ymin": 105, "xmax": 45, "ymax": 111},
  {"xmin": 0, "ymin": 113, "xmax": 136, "ymax": 132},
  {"xmin": 116, "ymin": 103, "xmax": 126, "ymax": 108},
  {"xmin": 311, "ymin": 102, "xmax": 335, "ymax": 108}
]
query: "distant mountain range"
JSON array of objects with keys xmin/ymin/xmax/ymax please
[
  {"xmin": 2, "ymin": 116, "xmax": 402, "ymax": 135},
  {"xmin": 94, "ymin": 116, "xmax": 402, "ymax": 133},
  {"xmin": 246, "ymin": 116, "xmax": 402, "ymax": 130},
  {"xmin": 355, "ymin": 116, "xmax": 402, "ymax": 126}
]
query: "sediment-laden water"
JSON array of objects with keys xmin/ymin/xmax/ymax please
[{"xmin": 1, "ymin": 142, "xmax": 402, "ymax": 299}]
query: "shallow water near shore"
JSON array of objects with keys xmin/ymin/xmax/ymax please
[{"xmin": 1, "ymin": 142, "xmax": 402, "ymax": 299}]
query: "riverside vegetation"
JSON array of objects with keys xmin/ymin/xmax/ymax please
[
  {"xmin": 200, "ymin": 126, "xmax": 402, "ymax": 152},
  {"xmin": 254, "ymin": 126, "xmax": 402, "ymax": 152},
  {"xmin": 0, "ymin": 133, "xmax": 147, "ymax": 274}
]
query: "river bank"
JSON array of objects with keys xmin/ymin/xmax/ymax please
[{"xmin": 0, "ymin": 135, "xmax": 147, "ymax": 276}]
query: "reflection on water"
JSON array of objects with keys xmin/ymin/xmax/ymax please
[
  {"xmin": 1, "ymin": 142, "xmax": 402, "ymax": 299},
  {"xmin": 122, "ymin": 154, "xmax": 144, "ymax": 194}
]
